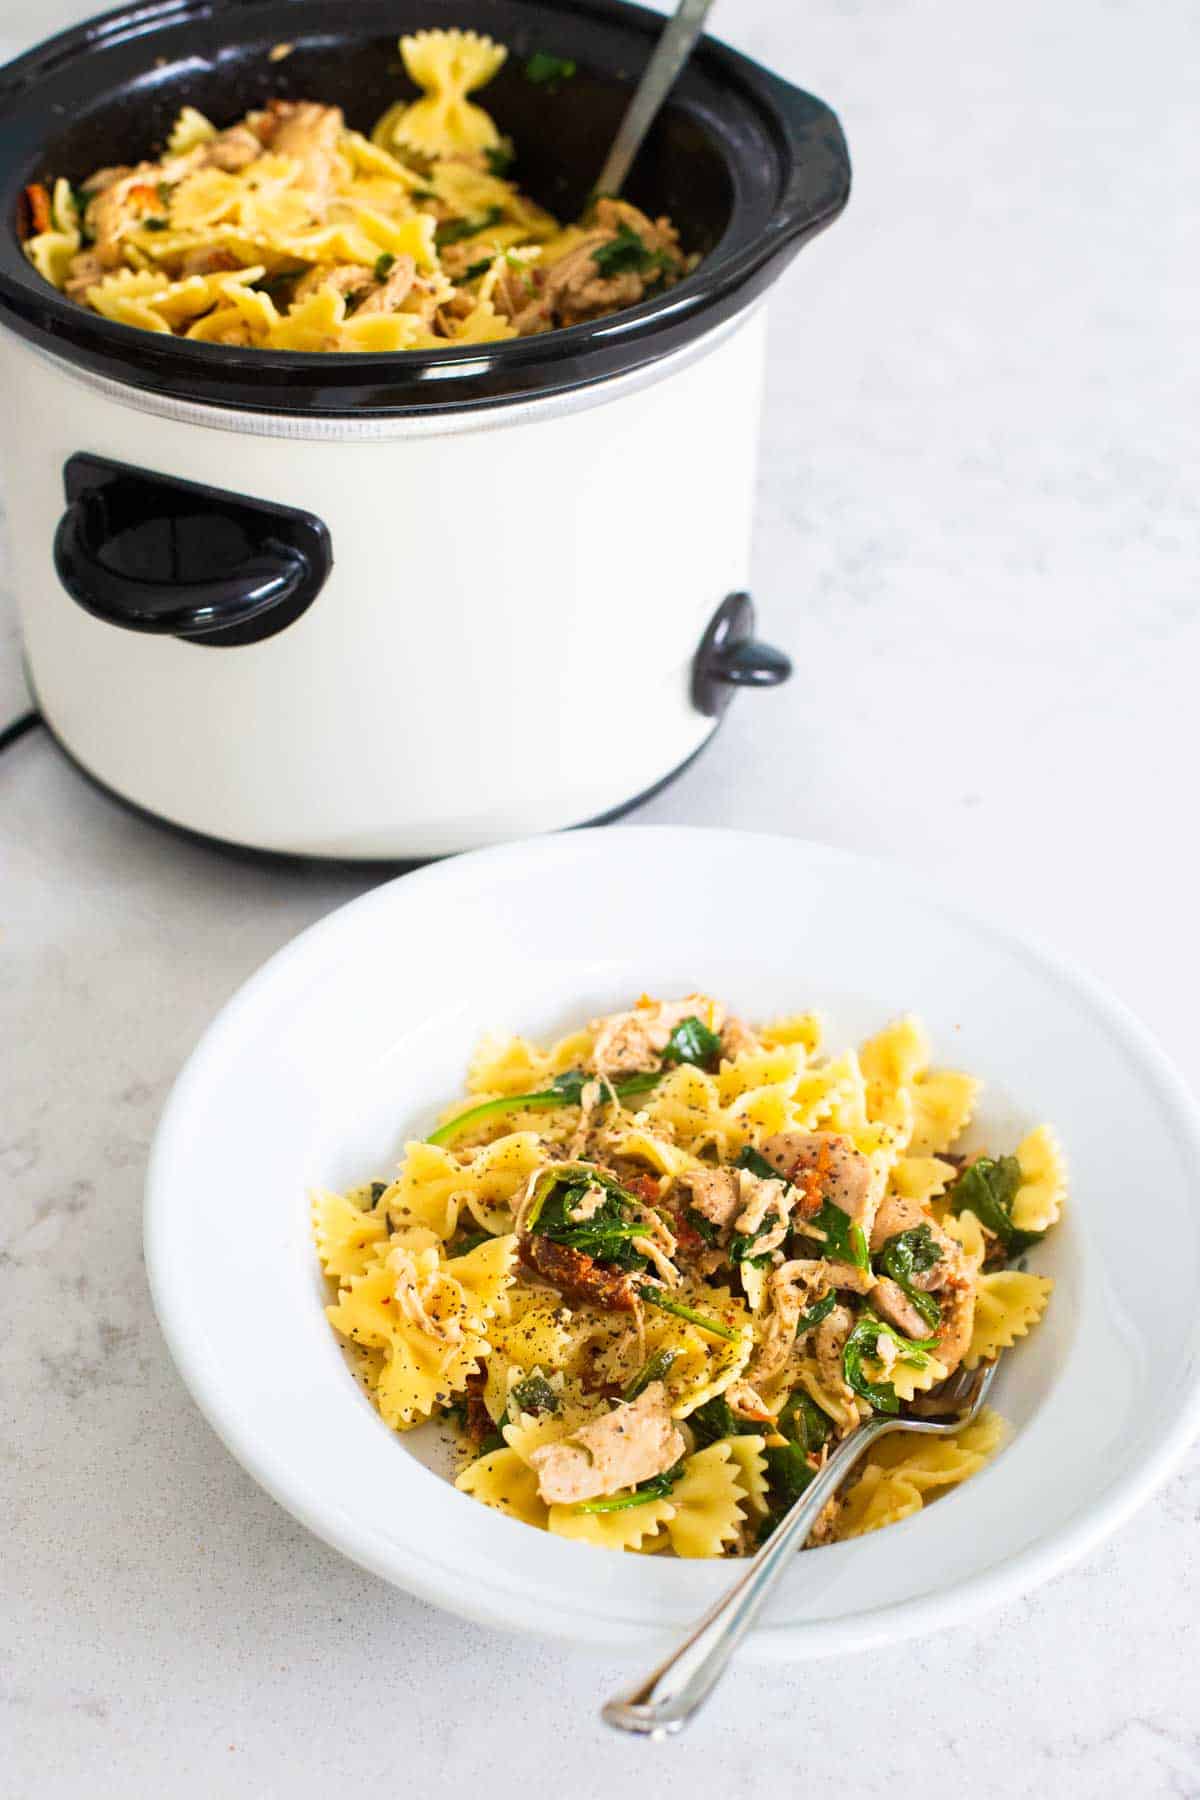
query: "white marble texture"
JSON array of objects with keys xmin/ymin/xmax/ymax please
[{"xmin": 3, "ymin": 0, "xmax": 1198, "ymax": 1793}]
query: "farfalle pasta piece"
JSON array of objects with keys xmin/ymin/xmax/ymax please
[
  {"xmin": 890, "ymin": 1154, "xmax": 958, "ymax": 1206},
  {"xmin": 723, "ymin": 1435, "xmax": 770, "ymax": 1518},
  {"xmin": 757, "ymin": 1011, "xmax": 822, "ymax": 1056},
  {"xmin": 665, "ymin": 1444, "xmax": 748, "ymax": 1558},
  {"xmin": 311, "ymin": 1188, "xmax": 388, "ymax": 1283},
  {"xmin": 166, "ymin": 105, "xmax": 217, "ymax": 154},
  {"xmin": 965, "ymin": 1271, "xmax": 1054, "ymax": 1368},
  {"xmin": 548, "ymin": 1493, "xmax": 677, "ymax": 1552},
  {"xmin": 908, "ymin": 1069, "xmax": 980, "ymax": 1156},
  {"xmin": 456, "ymin": 1447, "xmax": 548, "ymax": 1529},
  {"xmin": 22, "ymin": 178, "xmax": 81, "ymax": 286},
  {"xmin": 835, "ymin": 1464, "xmax": 924, "ymax": 1540},
  {"xmin": 389, "ymin": 29, "xmax": 508, "ymax": 155},
  {"xmin": 1011, "ymin": 1125, "xmax": 1067, "ymax": 1233},
  {"xmin": 836, "ymin": 1405, "xmax": 1010, "ymax": 1540}
]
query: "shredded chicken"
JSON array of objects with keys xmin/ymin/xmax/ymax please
[
  {"xmin": 386, "ymin": 1245, "xmax": 462, "ymax": 1344},
  {"xmin": 762, "ymin": 1131, "xmax": 875, "ymax": 1228},
  {"xmin": 528, "ymin": 1381, "xmax": 684, "ymax": 1506},
  {"xmin": 589, "ymin": 993, "xmax": 724, "ymax": 1078},
  {"xmin": 869, "ymin": 1194, "xmax": 979, "ymax": 1373},
  {"xmin": 540, "ymin": 198, "xmax": 684, "ymax": 330},
  {"xmin": 720, "ymin": 1015, "xmax": 760, "ymax": 1060},
  {"xmin": 731, "ymin": 1168, "xmax": 792, "ymax": 1258},
  {"xmin": 354, "ymin": 253, "xmax": 418, "ymax": 315},
  {"xmin": 267, "ymin": 100, "xmax": 344, "ymax": 207},
  {"xmin": 870, "ymin": 1274, "xmax": 934, "ymax": 1341},
  {"xmin": 202, "ymin": 123, "xmax": 265, "ymax": 172},
  {"xmin": 677, "ymin": 1166, "xmax": 741, "ymax": 1230},
  {"xmin": 63, "ymin": 249, "xmax": 105, "ymax": 303},
  {"xmin": 813, "ymin": 1303, "xmax": 857, "ymax": 1404}
]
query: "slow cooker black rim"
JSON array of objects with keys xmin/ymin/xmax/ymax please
[{"xmin": 0, "ymin": 0, "xmax": 851, "ymax": 417}]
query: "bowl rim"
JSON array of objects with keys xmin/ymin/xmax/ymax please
[{"xmin": 144, "ymin": 826, "xmax": 1200, "ymax": 1656}]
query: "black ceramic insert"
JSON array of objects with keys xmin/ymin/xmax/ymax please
[{"xmin": 0, "ymin": 0, "xmax": 850, "ymax": 416}]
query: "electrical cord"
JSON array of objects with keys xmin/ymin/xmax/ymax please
[{"xmin": 0, "ymin": 708, "xmax": 42, "ymax": 755}]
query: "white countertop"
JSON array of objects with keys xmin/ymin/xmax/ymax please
[{"xmin": 4, "ymin": 1, "xmax": 1198, "ymax": 1793}]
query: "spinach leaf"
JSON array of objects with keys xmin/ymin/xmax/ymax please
[
  {"xmin": 807, "ymin": 1200, "xmax": 870, "ymax": 1271},
  {"xmin": 764, "ymin": 1442, "xmax": 816, "ymax": 1510},
  {"xmin": 485, "ymin": 142, "xmax": 515, "ymax": 177},
  {"xmin": 621, "ymin": 1347, "xmax": 678, "ymax": 1403},
  {"xmin": 448, "ymin": 1231, "xmax": 492, "ymax": 1258},
  {"xmin": 638, "ymin": 1287, "xmax": 740, "ymax": 1342},
  {"xmin": 591, "ymin": 220, "xmax": 670, "ymax": 278},
  {"xmin": 524, "ymin": 52, "xmax": 577, "ymax": 86},
  {"xmin": 682, "ymin": 1205, "xmax": 719, "ymax": 1248},
  {"xmin": 373, "ymin": 251, "xmax": 395, "ymax": 281},
  {"xmin": 463, "ymin": 256, "xmax": 493, "ymax": 281},
  {"xmin": 794, "ymin": 1290, "xmax": 838, "ymax": 1336},
  {"xmin": 436, "ymin": 205, "xmax": 504, "ymax": 247},
  {"xmin": 508, "ymin": 1374, "xmax": 558, "ymax": 1416},
  {"xmin": 948, "ymin": 1154, "xmax": 1041, "ymax": 1254},
  {"xmin": 735, "ymin": 1146, "xmax": 782, "ymax": 1184},
  {"xmin": 777, "ymin": 1388, "xmax": 832, "ymax": 1454},
  {"xmin": 574, "ymin": 1461, "xmax": 683, "ymax": 1514},
  {"xmin": 877, "ymin": 1224, "xmax": 942, "ymax": 1330},
  {"xmin": 368, "ymin": 1181, "xmax": 388, "ymax": 1206},
  {"xmin": 532, "ymin": 1174, "xmax": 649, "ymax": 1272},
  {"xmin": 688, "ymin": 1396, "xmax": 758, "ymax": 1446},
  {"xmin": 843, "ymin": 1314, "xmax": 940, "ymax": 1415},
  {"xmin": 426, "ymin": 1067, "xmax": 663, "ymax": 1147},
  {"xmin": 660, "ymin": 1014, "xmax": 723, "ymax": 1072}
]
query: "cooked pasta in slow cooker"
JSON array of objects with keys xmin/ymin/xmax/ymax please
[
  {"xmin": 20, "ymin": 28, "xmax": 692, "ymax": 352},
  {"xmin": 313, "ymin": 995, "xmax": 1062, "ymax": 1555}
]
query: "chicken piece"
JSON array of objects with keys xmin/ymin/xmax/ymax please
[
  {"xmin": 589, "ymin": 994, "xmax": 724, "ymax": 1077},
  {"xmin": 201, "ymin": 124, "xmax": 265, "ymax": 173},
  {"xmin": 528, "ymin": 1381, "xmax": 684, "ymax": 1505},
  {"xmin": 63, "ymin": 249, "xmax": 106, "ymax": 304},
  {"xmin": 870, "ymin": 1274, "xmax": 934, "ymax": 1341},
  {"xmin": 762, "ymin": 1131, "xmax": 874, "ymax": 1226},
  {"xmin": 85, "ymin": 169, "xmax": 164, "ymax": 268},
  {"xmin": 813, "ymin": 1303, "xmax": 856, "ymax": 1400},
  {"xmin": 79, "ymin": 165, "xmax": 132, "ymax": 196},
  {"xmin": 720, "ymin": 1015, "xmax": 760, "ymax": 1061},
  {"xmin": 178, "ymin": 246, "xmax": 242, "ymax": 277},
  {"xmin": 931, "ymin": 1278, "xmax": 976, "ymax": 1374},
  {"xmin": 677, "ymin": 1166, "xmax": 741, "ymax": 1230},
  {"xmin": 540, "ymin": 197, "xmax": 683, "ymax": 329},
  {"xmin": 518, "ymin": 1234, "xmax": 636, "ymax": 1312},
  {"xmin": 292, "ymin": 262, "xmax": 374, "ymax": 306},
  {"xmin": 354, "ymin": 253, "xmax": 416, "ymax": 316},
  {"xmin": 731, "ymin": 1168, "xmax": 792, "ymax": 1258},
  {"xmin": 268, "ymin": 101, "xmax": 344, "ymax": 205},
  {"xmin": 869, "ymin": 1194, "xmax": 960, "ymax": 1281}
]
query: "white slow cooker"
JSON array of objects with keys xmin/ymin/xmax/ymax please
[{"xmin": 0, "ymin": 0, "xmax": 850, "ymax": 859}]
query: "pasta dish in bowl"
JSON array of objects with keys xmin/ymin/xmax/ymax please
[
  {"xmin": 315, "ymin": 993, "xmax": 1062, "ymax": 1556},
  {"xmin": 22, "ymin": 29, "xmax": 691, "ymax": 353}
]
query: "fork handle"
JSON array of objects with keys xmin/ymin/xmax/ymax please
[{"xmin": 601, "ymin": 1421, "xmax": 889, "ymax": 1737}]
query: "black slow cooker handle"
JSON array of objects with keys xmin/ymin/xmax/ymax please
[
  {"xmin": 692, "ymin": 593, "xmax": 792, "ymax": 718},
  {"xmin": 53, "ymin": 453, "xmax": 332, "ymax": 648}
]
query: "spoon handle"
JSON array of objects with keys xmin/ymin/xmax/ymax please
[
  {"xmin": 601, "ymin": 1420, "xmax": 888, "ymax": 1737},
  {"xmin": 594, "ymin": 0, "xmax": 718, "ymax": 199}
]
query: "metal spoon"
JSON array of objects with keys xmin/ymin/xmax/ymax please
[
  {"xmin": 594, "ymin": 0, "xmax": 718, "ymax": 198},
  {"xmin": 601, "ymin": 1360, "xmax": 999, "ymax": 1738}
]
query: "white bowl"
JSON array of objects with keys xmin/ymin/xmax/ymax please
[{"xmin": 144, "ymin": 828, "xmax": 1200, "ymax": 1658}]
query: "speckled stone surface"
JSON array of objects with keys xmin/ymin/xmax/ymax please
[{"xmin": 3, "ymin": 1, "xmax": 1198, "ymax": 1793}]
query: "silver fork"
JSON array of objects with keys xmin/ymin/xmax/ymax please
[{"xmin": 602, "ymin": 1360, "xmax": 999, "ymax": 1738}]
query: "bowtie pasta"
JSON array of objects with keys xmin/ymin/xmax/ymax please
[
  {"xmin": 22, "ymin": 28, "xmax": 690, "ymax": 352},
  {"xmin": 314, "ymin": 996, "xmax": 1063, "ymax": 1556}
]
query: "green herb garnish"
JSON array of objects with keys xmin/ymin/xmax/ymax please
[
  {"xmin": 142, "ymin": 217, "xmax": 168, "ymax": 231},
  {"xmin": 157, "ymin": 180, "xmax": 172, "ymax": 206},
  {"xmin": 877, "ymin": 1224, "xmax": 942, "ymax": 1330},
  {"xmin": 621, "ymin": 1347, "xmax": 678, "ymax": 1403},
  {"xmin": 463, "ymin": 256, "xmax": 493, "ymax": 280},
  {"xmin": 524, "ymin": 52, "xmax": 577, "ymax": 86},
  {"xmin": 374, "ymin": 251, "xmax": 396, "ymax": 281},
  {"xmin": 448, "ymin": 1230, "xmax": 492, "ymax": 1258},
  {"xmin": 590, "ymin": 220, "xmax": 674, "ymax": 279},
  {"xmin": 485, "ymin": 142, "xmax": 515, "ymax": 177},
  {"xmin": 948, "ymin": 1155, "xmax": 1041, "ymax": 1254}
]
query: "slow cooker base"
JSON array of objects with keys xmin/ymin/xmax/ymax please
[{"xmin": 31, "ymin": 691, "xmax": 722, "ymax": 872}]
